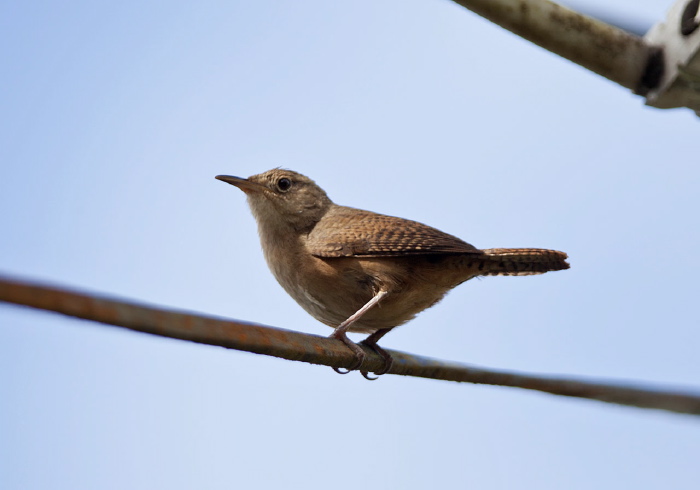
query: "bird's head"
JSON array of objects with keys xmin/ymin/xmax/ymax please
[{"xmin": 216, "ymin": 168, "xmax": 333, "ymax": 232}]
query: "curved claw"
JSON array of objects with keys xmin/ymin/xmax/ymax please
[
  {"xmin": 358, "ymin": 327, "xmax": 394, "ymax": 378},
  {"xmin": 371, "ymin": 356, "xmax": 393, "ymax": 376},
  {"xmin": 329, "ymin": 330, "xmax": 365, "ymax": 374},
  {"xmin": 361, "ymin": 371, "xmax": 379, "ymax": 380},
  {"xmin": 330, "ymin": 354, "xmax": 364, "ymax": 375}
]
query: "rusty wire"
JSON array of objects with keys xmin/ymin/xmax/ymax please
[{"xmin": 1, "ymin": 274, "xmax": 699, "ymax": 416}]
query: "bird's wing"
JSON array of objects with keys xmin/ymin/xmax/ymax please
[{"xmin": 306, "ymin": 206, "xmax": 481, "ymax": 258}]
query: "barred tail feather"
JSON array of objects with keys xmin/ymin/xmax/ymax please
[{"xmin": 478, "ymin": 248, "xmax": 569, "ymax": 276}]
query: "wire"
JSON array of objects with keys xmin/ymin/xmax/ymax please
[{"xmin": 1, "ymin": 273, "xmax": 699, "ymax": 416}]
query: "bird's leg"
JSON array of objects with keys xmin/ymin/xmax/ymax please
[
  {"xmin": 330, "ymin": 290, "xmax": 388, "ymax": 375},
  {"xmin": 359, "ymin": 328, "xmax": 394, "ymax": 380}
]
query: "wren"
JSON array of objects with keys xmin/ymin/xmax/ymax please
[{"xmin": 216, "ymin": 169, "xmax": 569, "ymax": 379}]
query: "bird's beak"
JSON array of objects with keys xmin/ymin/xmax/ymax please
[{"xmin": 215, "ymin": 175, "xmax": 266, "ymax": 194}]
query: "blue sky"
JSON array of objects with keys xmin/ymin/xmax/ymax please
[{"xmin": 1, "ymin": 1, "xmax": 699, "ymax": 489}]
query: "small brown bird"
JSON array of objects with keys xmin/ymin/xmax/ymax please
[{"xmin": 216, "ymin": 169, "xmax": 569, "ymax": 378}]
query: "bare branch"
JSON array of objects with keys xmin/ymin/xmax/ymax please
[{"xmin": 1, "ymin": 274, "xmax": 699, "ymax": 416}]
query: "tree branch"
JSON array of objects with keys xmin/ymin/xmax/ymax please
[{"xmin": 1, "ymin": 274, "xmax": 699, "ymax": 416}]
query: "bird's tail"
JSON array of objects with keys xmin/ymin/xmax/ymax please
[{"xmin": 477, "ymin": 248, "xmax": 569, "ymax": 276}]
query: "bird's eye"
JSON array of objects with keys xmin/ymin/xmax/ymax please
[{"xmin": 277, "ymin": 178, "xmax": 292, "ymax": 192}]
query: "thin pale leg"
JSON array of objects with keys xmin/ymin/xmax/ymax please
[
  {"xmin": 330, "ymin": 290, "xmax": 388, "ymax": 374},
  {"xmin": 359, "ymin": 328, "xmax": 394, "ymax": 380}
]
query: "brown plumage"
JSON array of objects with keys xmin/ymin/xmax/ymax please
[
  {"xmin": 307, "ymin": 206, "xmax": 480, "ymax": 256},
  {"xmin": 216, "ymin": 168, "xmax": 569, "ymax": 377}
]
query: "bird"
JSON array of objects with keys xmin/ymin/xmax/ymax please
[{"xmin": 216, "ymin": 168, "xmax": 569, "ymax": 379}]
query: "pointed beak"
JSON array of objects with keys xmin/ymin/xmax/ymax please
[{"xmin": 215, "ymin": 175, "xmax": 266, "ymax": 194}]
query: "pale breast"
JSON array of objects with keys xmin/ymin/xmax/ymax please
[{"xmin": 262, "ymin": 231, "xmax": 479, "ymax": 333}]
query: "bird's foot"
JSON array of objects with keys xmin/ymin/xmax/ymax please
[
  {"xmin": 359, "ymin": 328, "xmax": 394, "ymax": 380},
  {"xmin": 329, "ymin": 330, "xmax": 365, "ymax": 374}
]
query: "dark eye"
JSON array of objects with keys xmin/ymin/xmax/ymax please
[{"xmin": 277, "ymin": 177, "xmax": 292, "ymax": 192}]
